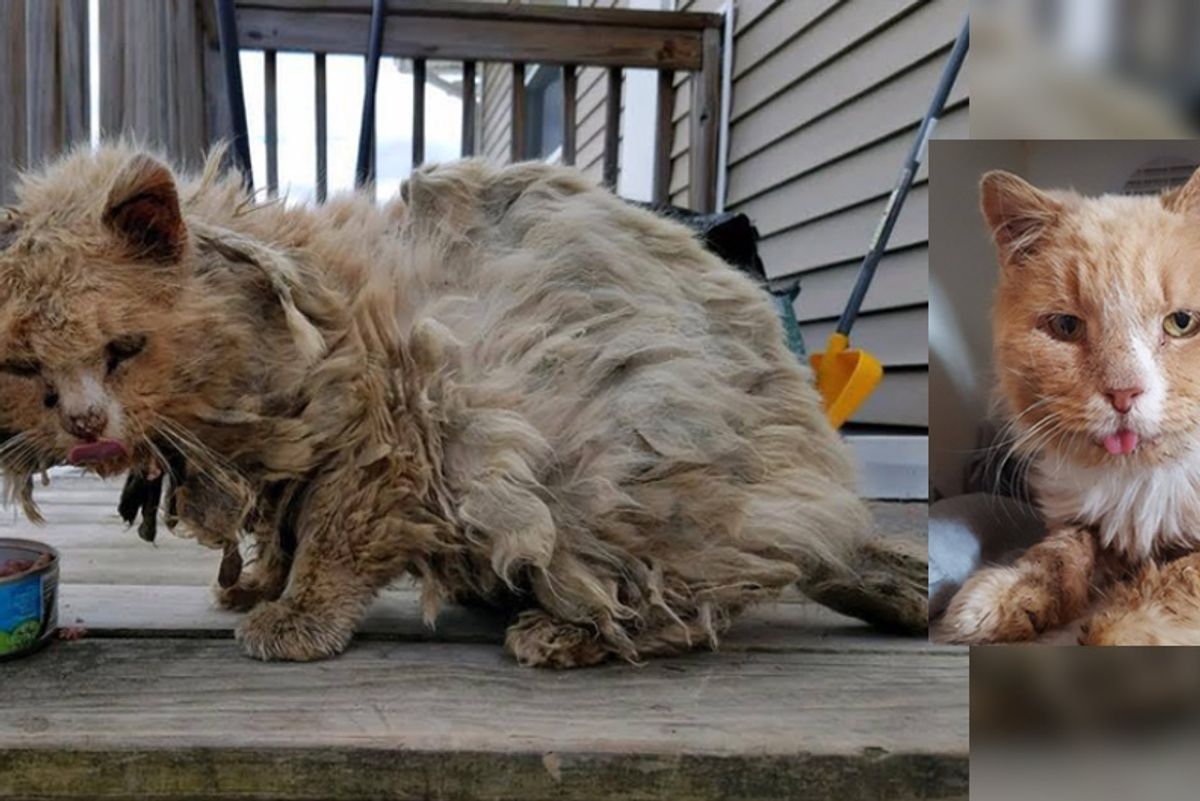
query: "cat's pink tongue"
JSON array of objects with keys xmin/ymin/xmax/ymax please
[
  {"xmin": 1102, "ymin": 430, "xmax": 1139, "ymax": 456},
  {"xmin": 68, "ymin": 439, "xmax": 129, "ymax": 465}
]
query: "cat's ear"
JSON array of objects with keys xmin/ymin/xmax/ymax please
[
  {"xmin": 1164, "ymin": 167, "xmax": 1200, "ymax": 216},
  {"xmin": 103, "ymin": 154, "xmax": 186, "ymax": 264},
  {"xmin": 980, "ymin": 170, "xmax": 1061, "ymax": 267}
]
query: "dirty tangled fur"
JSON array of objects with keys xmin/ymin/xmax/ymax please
[{"xmin": 2, "ymin": 145, "xmax": 927, "ymax": 666}]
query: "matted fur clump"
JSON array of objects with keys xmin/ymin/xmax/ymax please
[{"xmin": 0, "ymin": 144, "xmax": 926, "ymax": 665}]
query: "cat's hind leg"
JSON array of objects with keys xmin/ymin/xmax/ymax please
[
  {"xmin": 1079, "ymin": 554, "xmax": 1200, "ymax": 646},
  {"xmin": 939, "ymin": 525, "xmax": 1099, "ymax": 643},
  {"xmin": 504, "ymin": 604, "xmax": 733, "ymax": 669},
  {"xmin": 798, "ymin": 536, "xmax": 929, "ymax": 635}
]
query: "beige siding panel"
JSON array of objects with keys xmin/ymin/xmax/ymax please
[
  {"xmin": 733, "ymin": 0, "xmax": 840, "ymax": 80},
  {"xmin": 734, "ymin": 0, "xmax": 785, "ymax": 33},
  {"xmin": 727, "ymin": 60, "xmax": 968, "ymax": 205},
  {"xmin": 480, "ymin": 63, "xmax": 512, "ymax": 163},
  {"xmin": 670, "ymin": 105, "xmax": 689, "ymax": 157},
  {"xmin": 731, "ymin": 1, "xmax": 959, "ymax": 160},
  {"xmin": 852, "ymin": 370, "xmax": 927, "ymax": 427},
  {"xmin": 668, "ymin": 146, "xmax": 688, "ymax": 196},
  {"xmin": 759, "ymin": 184, "xmax": 929, "ymax": 277},
  {"xmin": 732, "ymin": 0, "xmax": 923, "ymax": 122},
  {"xmin": 736, "ymin": 104, "xmax": 967, "ymax": 236},
  {"xmin": 798, "ymin": 306, "xmax": 926, "ymax": 368},
  {"xmin": 481, "ymin": 71, "xmax": 510, "ymax": 132},
  {"xmin": 669, "ymin": 151, "xmax": 689, "ymax": 206},
  {"xmin": 792, "ymin": 247, "xmax": 928, "ymax": 323}
]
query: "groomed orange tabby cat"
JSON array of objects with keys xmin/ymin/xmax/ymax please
[
  {"xmin": 942, "ymin": 166, "xmax": 1200, "ymax": 645},
  {"xmin": 0, "ymin": 145, "xmax": 927, "ymax": 665}
]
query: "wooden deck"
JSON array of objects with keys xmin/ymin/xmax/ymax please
[{"xmin": 0, "ymin": 472, "xmax": 965, "ymax": 801}]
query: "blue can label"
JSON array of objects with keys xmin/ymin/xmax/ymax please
[{"xmin": 0, "ymin": 574, "xmax": 44, "ymax": 654}]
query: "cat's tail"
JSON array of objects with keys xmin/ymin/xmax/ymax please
[{"xmin": 795, "ymin": 534, "xmax": 930, "ymax": 635}]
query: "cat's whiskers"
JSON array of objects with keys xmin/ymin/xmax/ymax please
[
  {"xmin": 990, "ymin": 409, "xmax": 1069, "ymax": 504},
  {"xmin": 145, "ymin": 413, "xmax": 246, "ymax": 499}
]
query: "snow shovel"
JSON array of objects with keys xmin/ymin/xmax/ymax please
[{"xmin": 811, "ymin": 16, "xmax": 969, "ymax": 429}]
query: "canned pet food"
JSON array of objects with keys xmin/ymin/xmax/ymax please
[{"xmin": 0, "ymin": 538, "xmax": 58, "ymax": 660}]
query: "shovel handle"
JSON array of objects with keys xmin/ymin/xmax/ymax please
[{"xmin": 836, "ymin": 16, "xmax": 969, "ymax": 337}]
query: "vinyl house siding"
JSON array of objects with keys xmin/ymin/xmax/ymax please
[{"xmin": 672, "ymin": 0, "xmax": 966, "ymax": 430}]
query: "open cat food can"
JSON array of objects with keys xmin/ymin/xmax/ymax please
[{"xmin": 0, "ymin": 538, "xmax": 58, "ymax": 660}]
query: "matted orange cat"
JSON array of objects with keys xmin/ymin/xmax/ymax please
[
  {"xmin": 942, "ymin": 166, "xmax": 1200, "ymax": 645},
  {"xmin": 0, "ymin": 144, "xmax": 927, "ymax": 665}
]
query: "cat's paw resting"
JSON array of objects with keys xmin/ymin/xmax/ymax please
[
  {"xmin": 940, "ymin": 566, "xmax": 1055, "ymax": 643},
  {"xmin": 505, "ymin": 610, "xmax": 612, "ymax": 669},
  {"xmin": 236, "ymin": 600, "xmax": 353, "ymax": 661}
]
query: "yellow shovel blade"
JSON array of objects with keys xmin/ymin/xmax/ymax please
[{"xmin": 810, "ymin": 333, "xmax": 884, "ymax": 429}]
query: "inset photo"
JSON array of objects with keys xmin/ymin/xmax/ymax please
[{"xmin": 929, "ymin": 139, "xmax": 1200, "ymax": 645}]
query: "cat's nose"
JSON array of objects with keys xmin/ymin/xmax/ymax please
[
  {"xmin": 63, "ymin": 407, "xmax": 108, "ymax": 441},
  {"xmin": 1105, "ymin": 387, "xmax": 1144, "ymax": 414}
]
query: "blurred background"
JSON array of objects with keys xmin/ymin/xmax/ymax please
[
  {"xmin": 973, "ymin": 0, "xmax": 1200, "ymax": 138},
  {"xmin": 973, "ymin": 648, "xmax": 1200, "ymax": 801}
]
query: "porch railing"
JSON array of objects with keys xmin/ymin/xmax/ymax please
[{"xmin": 204, "ymin": 0, "xmax": 724, "ymax": 211}]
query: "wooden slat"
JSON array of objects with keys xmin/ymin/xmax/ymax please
[
  {"xmin": 510, "ymin": 61, "xmax": 526, "ymax": 162},
  {"xmin": 0, "ymin": 0, "xmax": 27, "ymax": 203},
  {"xmin": 0, "ymin": 639, "xmax": 966, "ymax": 800},
  {"xmin": 687, "ymin": 26, "xmax": 721, "ymax": 212},
  {"xmin": 561, "ymin": 63, "xmax": 577, "ymax": 166},
  {"xmin": 264, "ymin": 48, "xmax": 279, "ymax": 197},
  {"xmin": 238, "ymin": 0, "xmax": 722, "ymax": 32},
  {"xmin": 411, "ymin": 57, "xmax": 426, "ymax": 168},
  {"xmin": 460, "ymin": 59, "xmax": 476, "ymax": 156},
  {"xmin": 314, "ymin": 52, "xmax": 327, "ymax": 201},
  {"xmin": 234, "ymin": 7, "xmax": 709, "ymax": 70},
  {"xmin": 602, "ymin": 66, "xmax": 621, "ymax": 188},
  {"xmin": 23, "ymin": 0, "xmax": 57, "ymax": 167},
  {"xmin": 57, "ymin": 583, "xmax": 945, "ymax": 655},
  {"xmin": 59, "ymin": 0, "xmax": 89, "ymax": 146},
  {"xmin": 98, "ymin": 1, "xmax": 124, "ymax": 139},
  {"xmin": 171, "ymin": 0, "xmax": 209, "ymax": 168},
  {"xmin": 652, "ymin": 68, "xmax": 674, "ymax": 204}
]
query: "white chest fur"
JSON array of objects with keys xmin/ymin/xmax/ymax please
[{"xmin": 1035, "ymin": 451, "xmax": 1200, "ymax": 561}]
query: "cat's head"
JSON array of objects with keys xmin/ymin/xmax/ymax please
[
  {"xmin": 982, "ymin": 167, "xmax": 1200, "ymax": 468},
  {"xmin": 0, "ymin": 148, "xmax": 201, "ymax": 478}
]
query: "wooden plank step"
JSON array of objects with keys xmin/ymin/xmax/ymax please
[
  {"xmin": 0, "ymin": 638, "xmax": 967, "ymax": 801},
  {"xmin": 58, "ymin": 583, "xmax": 952, "ymax": 654}
]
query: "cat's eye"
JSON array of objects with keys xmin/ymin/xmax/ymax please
[
  {"xmin": 1042, "ymin": 313, "xmax": 1085, "ymax": 342},
  {"xmin": 1164, "ymin": 311, "xmax": 1200, "ymax": 339},
  {"xmin": 0, "ymin": 360, "xmax": 40, "ymax": 378},
  {"xmin": 105, "ymin": 335, "xmax": 147, "ymax": 374}
]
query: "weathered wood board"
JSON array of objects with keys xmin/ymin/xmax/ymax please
[
  {"xmin": 0, "ymin": 474, "xmax": 961, "ymax": 801},
  {"xmin": 2, "ymin": 638, "xmax": 966, "ymax": 800}
]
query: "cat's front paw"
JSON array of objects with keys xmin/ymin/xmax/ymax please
[
  {"xmin": 939, "ymin": 566, "xmax": 1053, "ymax": 644},
  {"xmin": 236, "ymin": 600, "xmax": 353, "ymax": 661},
  {"xmin": 214, "ymin": 581, "xmax": 271, "ymax": 613}
]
